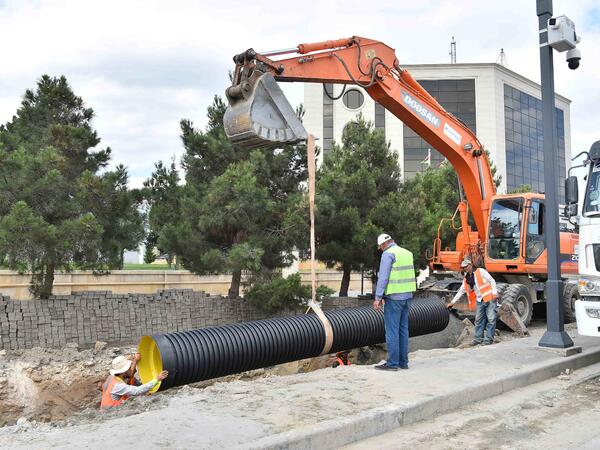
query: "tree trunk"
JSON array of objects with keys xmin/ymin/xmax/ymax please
[
  {"xmin": 339, "ymin": 265, "xmax": 351, "ymax": 297},
  {"xmin": 229, "ymin": 269, "xmax": 242, "ymax": 298},
  {"xmin": 40, "ymin": 263, "xmax": 55, "ymax": 299}
]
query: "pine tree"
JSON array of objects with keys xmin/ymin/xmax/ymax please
[
  {"xmin": 0, "ymin": 76, "xmax": 144, "ymax": 297},
  {"xmin": 315, "ymin": 115, "xmax": 403, "ymax": 296},
  {"xmin": 174, "ymin": 96, "xmax": 307, "ymax": 297}
]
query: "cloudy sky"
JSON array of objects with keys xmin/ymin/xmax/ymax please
[{"xmin": 0, "ymin": 0, "xmax": 598, "ymax": 187}]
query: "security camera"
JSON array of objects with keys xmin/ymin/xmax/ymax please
[{"xmin": 566, "ymin": 48, "xmax": 581, "ymax": 70}]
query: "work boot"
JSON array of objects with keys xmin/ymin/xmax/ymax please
[
  {"xmin": 374, "ymin": 363, "xmax": 398, "ymax": 371},
  {"xmin": 472, "ymin": 340, "xmax": 482, "ymax": 346},
  {"xmin": 482, "ymin": 340, "xmax": 493, "ymax": 346}
]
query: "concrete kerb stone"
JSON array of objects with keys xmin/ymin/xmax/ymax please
[
  {"xmin": 245, "ymin": 343, "xmax": 600, "ymax": 450},
  {"xmin": 538, "ymin": 345, "xmax": 583, "ymax": 357}
]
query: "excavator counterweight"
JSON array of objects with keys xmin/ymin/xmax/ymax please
[{"xmin": 224, "ymin": 72, "xmax": 307, "ymax": 149}]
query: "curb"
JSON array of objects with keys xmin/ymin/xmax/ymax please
[{"xmin": 244, "ymin": 345, "xmax": 600, "ymax": 450}]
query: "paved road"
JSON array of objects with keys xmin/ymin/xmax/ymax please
[{"xmin": 344, "ymin": 362, "xmax": 600, "ymax": 450}]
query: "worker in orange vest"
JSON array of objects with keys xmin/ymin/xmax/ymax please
[
  {"xmin": 447, "ymin": 258, "xmax": 498, "ymax": 345},
  {"xmin": 100, "ymin": 353, "xmax": 168, "ymax": 410}
]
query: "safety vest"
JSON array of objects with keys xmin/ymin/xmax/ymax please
[
  {"xmin": 100, "ymin": 375, "xmax": 132, "ymax": 410},
  {"xmin": 463, "ymin": 268, "xmax": 495, "ymax": 304},
  {"xmin": 384, "ymin": 246, "xmax": 416, "ymax": 295}
]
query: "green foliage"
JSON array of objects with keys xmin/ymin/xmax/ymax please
[
  {"xmin": 244, "ymin": 273, "xmax": 334, "ymax": 314},
  {"xmin": 315, "ymin": 115, "xmax": 402, "ymax": 295},
  {"xmin": 394, "ymin": 163, "xmax": 461, "ymax": 269},
  {"xmin": 143, "ymin": 158, "xmax": 183, "ymax": 268},
  {"xmin": 0, "ymin": 75, "xmax": 144, "ymax": 298},
  {"xmin": 508, "ymin": 184, "xmax": 532, "ymax": 194},
  {"xmin": 172, "ymin": 96, "xmax": 308, "ymax": 297},
  {"xmin": 143, "ymin": 231, "xmax": 158, "ymax": 264},
  {"xmin": 485, "ymin": 149, "xmax": 503, "ymax": 189}
]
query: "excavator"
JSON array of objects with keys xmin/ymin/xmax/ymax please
[{"xmin": 223, "ymin": 36, "xmax": 579, "ymax": 329}]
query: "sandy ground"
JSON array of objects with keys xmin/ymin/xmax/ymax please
[
  {"xmin": 344, "ymin": 363, "xmax": 600, "ymax": 450},
  {"xmin": 0, "ymin": 340, "xmax": 402, "ymax": 430},
  {"xmin": 0, "ymin": 343, "xmax": 138, "ymax": 427},
  {"xmin": 0, "ymin": 312, "xmax": 469, "ymax": 429},
  {"xmin": 0, "ymin": 314, "xmax": 557, "ymax": 448}
]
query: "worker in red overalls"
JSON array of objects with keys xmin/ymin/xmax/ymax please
[
  {"xmin": 100, "ymin": 353, "xmax": 168, "ymax": 410},
  {"xmin": 447, "ymin": 258, "xmax": 498, "ymax": 345}
]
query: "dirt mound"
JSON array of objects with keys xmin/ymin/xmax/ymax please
[{"xmin": 0, "ymin": 344, "xmax": 136, "ymax": 426}]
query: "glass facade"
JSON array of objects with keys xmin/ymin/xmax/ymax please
[
  {"xmin": 322, "ymin": 84, "xmax": 334, "ymax": 154},
  {"xmin": 503, "ymin": 84, "xmax": 566, "ymax": 200},
  {"xmin": 375, "ymin": 102, "xmax": 385, "ymax": 131},
  {"xmin": 403, "ymin": 79, "xmax": 476, "ymax": 179}
]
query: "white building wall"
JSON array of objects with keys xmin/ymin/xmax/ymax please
[{"xmin": 303, "ymin": 83, "xmax": 324, "ymax": 164}]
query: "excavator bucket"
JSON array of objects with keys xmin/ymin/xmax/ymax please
[{"xmin": 224, "ymin": 72, "xmax": 307, "ymax": 149}]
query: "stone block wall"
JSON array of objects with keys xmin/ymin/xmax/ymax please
[{"xmin": 0, "ymin": 290, "xmax": 371, "ymax": 350}]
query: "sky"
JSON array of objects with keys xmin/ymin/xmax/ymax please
[{"xmin": 0, "ymin": 0, "xmax": 598, "ymax": 188}]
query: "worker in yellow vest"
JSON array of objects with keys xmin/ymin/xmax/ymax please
[
  {"xmin": 447, "ymin": 258, "xmax": 498, "ymax": 345},
  {"xmin": 373, "ymin": 233, "xmax": 416, "ymax": 371}
]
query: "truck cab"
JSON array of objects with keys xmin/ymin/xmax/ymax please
[{"xmin": 566, "ymin": 140, "xmax": 600, "ymax": 336}]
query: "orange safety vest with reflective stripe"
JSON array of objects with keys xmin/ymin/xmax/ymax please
[
  {"xmin": 100, "ymin": 375, "xmax": 133, "ymax": 410},
  {"xmin": 463, "ymin": 268, "xmax": 496, "ymax": 306}
]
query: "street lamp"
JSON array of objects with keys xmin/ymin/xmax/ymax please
[{"xmin": 537, "ymin": 0, "xmax": 582, "ymax": 348}]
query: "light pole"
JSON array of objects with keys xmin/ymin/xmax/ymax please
[{"xmin": 537, "ymin": 0, "xmax": 576, "ymax": 348}]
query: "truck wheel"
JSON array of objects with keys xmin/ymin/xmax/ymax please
[
  {"xmin": 562, "ymin": 283, "xmax": 579, "ymax": 324},
  {"xmin": 501, "ymin": 284, "xmax": 533, "ymax": 326}
]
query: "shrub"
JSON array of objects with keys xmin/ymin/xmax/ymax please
[{"xmin": 244, "ymin": 273, "xmax": 335, "ymax": 314}]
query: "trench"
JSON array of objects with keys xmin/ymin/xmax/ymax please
[{"xmin": 0, "ymin": 309, "xmax": 466, "ymax": 428}]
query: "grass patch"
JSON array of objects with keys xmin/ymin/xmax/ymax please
[{"xmin": 122, "ymin": 263, "xmax": 175, "ymax": 270}]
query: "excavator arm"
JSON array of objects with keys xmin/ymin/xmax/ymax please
[{"xmin": 224, "ymin": 36, "xmax": 497, "ymax": 245}]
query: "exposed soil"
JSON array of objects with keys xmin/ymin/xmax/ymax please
[
  {"xmin": 0, "ymin": 314, "xmax": 545, "ymax": 430},
  {"xmin": 0, "ymin": 343, "xmax": 137, "ymax": 427},
  {"xmin": 0, "ymin": 342, "xmax": 388, "ymax": 429}
]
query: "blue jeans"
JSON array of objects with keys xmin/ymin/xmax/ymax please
[
  {"xmin": 384, "ymin": 297, "xmax": 411, "ymax": 368},
  {"xmin": 474, "ymin": 300, "xmax": 498, "ymax": 343}
]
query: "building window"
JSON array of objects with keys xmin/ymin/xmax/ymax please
[
  {"xmin": 402, "ymin": 79, "xmax": 476, "ymax": 179},
  {"xmin": 342, "ymin": 89, "xmax": 364, "ymax": 110},
  {"xmin": 323, "ymin": 84, "xmax": 334, "ymax": 154},
  {"xmin": 375, "ymin": 102, "xmax": 385, "ymax": 131},
  {"xmin": 503, "ymin": 84, "xmax": 566, "ymax": 201}
]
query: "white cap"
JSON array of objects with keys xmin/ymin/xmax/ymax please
[
  {"xmin": 460, "ymin": 258, "xmax": 472, "ymax": 268},
  {"xmin": 377, "ymin": 233, "xmax": 392, "ymax": 246},
  {"xmin": 110, "ymin": 355, "xmax": 132, "ymax": 375}
]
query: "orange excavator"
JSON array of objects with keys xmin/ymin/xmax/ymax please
[{"xmin": 223, "ymin": 36, "xmax": 579, "ymax": 327}]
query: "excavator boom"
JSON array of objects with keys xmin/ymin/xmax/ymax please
[{"xmin": 224, "ymin": 36, "xmax": 496, "ymax": 243}]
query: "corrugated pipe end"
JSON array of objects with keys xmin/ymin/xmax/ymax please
[{"xmin": 137, "ymin": 335, "xmax": 164, "ymax": 393}]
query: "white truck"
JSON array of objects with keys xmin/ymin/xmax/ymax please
[{"xmin": 565, "ymin": 140, "xmax": 600, "ymax": 336}]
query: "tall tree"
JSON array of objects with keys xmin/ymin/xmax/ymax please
[
  {"xmin": 143, "ymin": 158, "xmax": 183, "ymax": 268},
  {"xmin": 176, "ymin": 96, "xmax": 307, "ymax": 297},
  {"xmin": 0, "ymin": 75, "xmax": 144, "ymax": 297},
  {"xmin": 316, "ymin": 115, "xmax": 403, "ymax": 296}
]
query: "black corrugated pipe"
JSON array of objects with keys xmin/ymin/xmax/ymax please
[{"xmin": 137, "ymin": 297, "xmax": 449, "ymax": 392}]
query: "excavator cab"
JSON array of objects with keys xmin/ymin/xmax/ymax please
[{"xmin": 224, "ymin": 68, "xmax": 307, "ymax": 150}]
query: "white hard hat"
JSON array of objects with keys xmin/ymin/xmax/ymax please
[
  {"xmin": 377, "ymin": 233, "xmax": 392, "ymax": 246},
  {"xmin": 110, "ymin": 355, "xmax": 132, "ymax": 375},
  {"xmin": 460, "ymin": 258, "xmax": 473, "ymax": 268}
]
